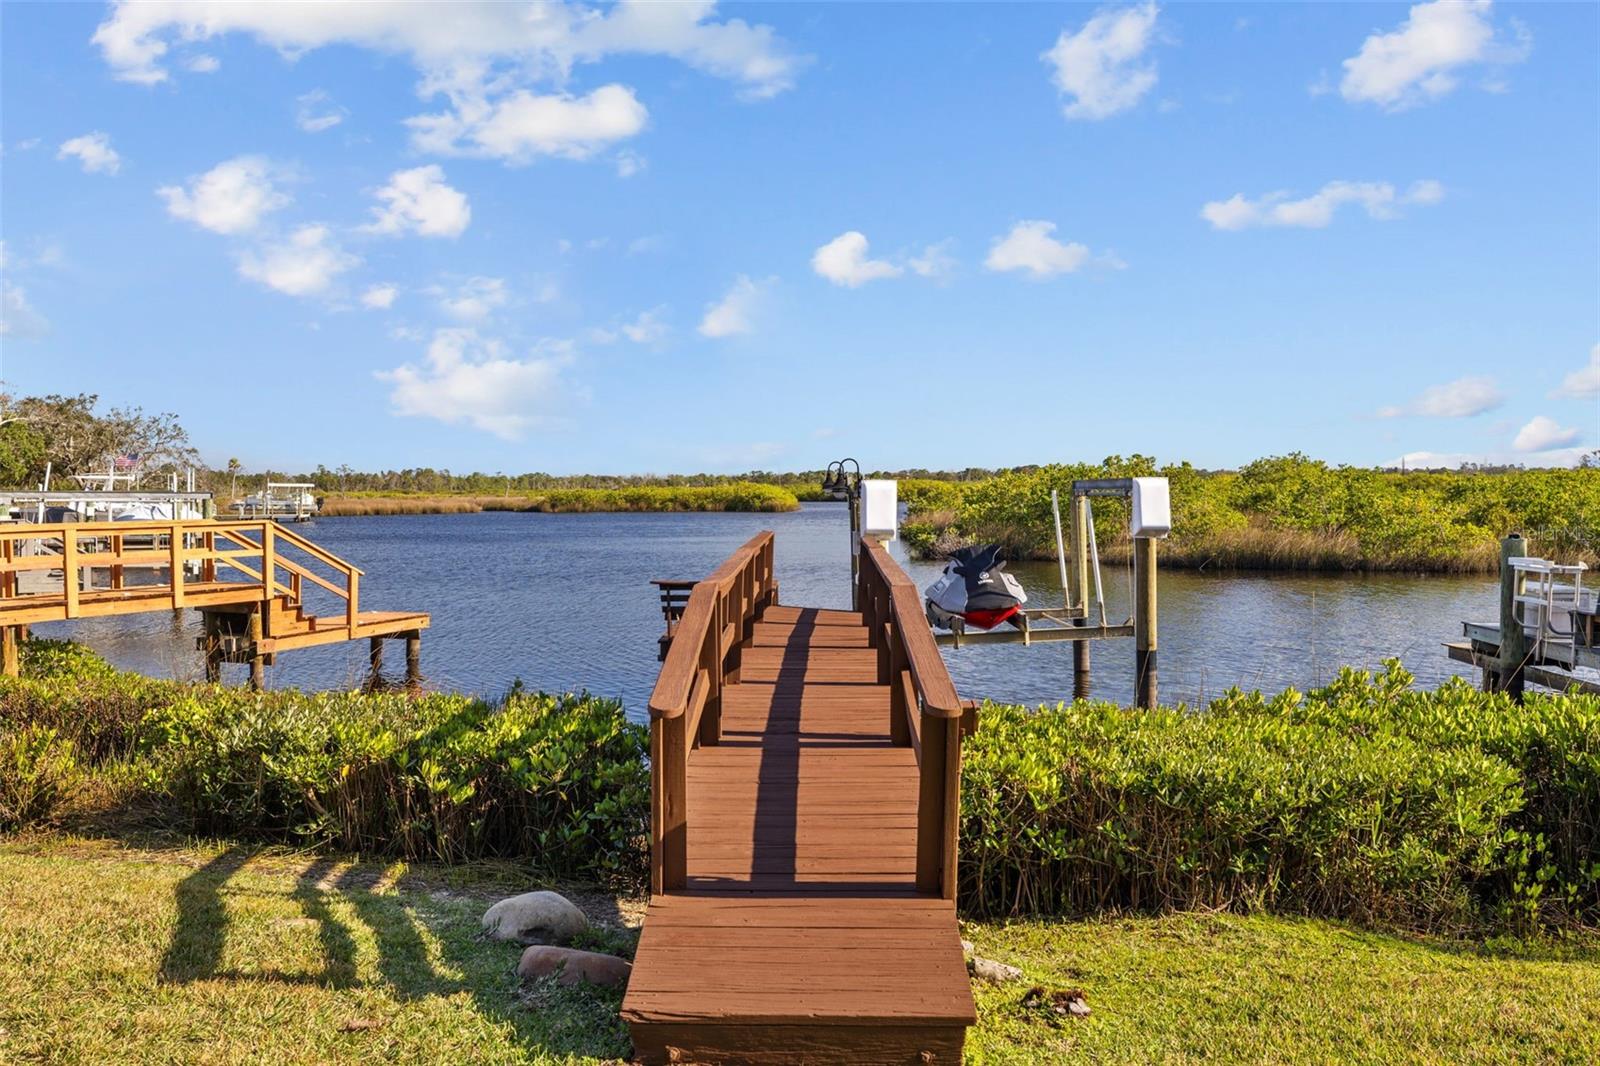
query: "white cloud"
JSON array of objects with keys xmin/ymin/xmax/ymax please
[
  {"xmin": 378, "ymin": 327, "xmax": 576, "ymax": 439},
  {"xmin": 1377, "ymin": 376, "xmax": 1504, "ymax": 418},
  {"xmin": 437, "ymin": 276, "xmax": 508, "ymax": 321},
  {"xmin": 185, "ymin": 53, "xmax": 219, "ymax": 73},
  {"xmin": 361, "ymin": 284, "xmax": 398, "ymax": 310},
  {"xmin": 57, "ymin": 132, "xmax": 121, "ymax": 175},
  {"xmin": 1042, "ymin": 2, "xmax": 1160, "ymax": 120},
  {"xmin": 908, "ymin": 240, "xmax": 957, "ymax": 281},
  {"xmin": 1202, "ymin": 179, "xmax": 1444, "ymax": 230},
  {"xmin": 1553, "ymin": 344, "xmax": 1600, "ymax": 400},
  {"xmin": 1389, "ymin": 447, "xmax": 1588, "ymax": 470},
  {"xmin": 627, "ymin": 234, "xmax": 666, "ymax": 256},
  {"xmin": 363, "ymin": 165, "xmax": 471, "ymax": 238},
  {"xmin": 158, "ymin": 156, "xmax": 290, "ymax": 234},
  {"xmin": 699, "ymin": 275, "xmax": 770, "ymax": 338},
  {"xmin": 811, "ymin": 231, "xmax": 901, "ymax": 288},
  {"xmin": 407, "ymin": 83, "xmax": 648, "ymax": 163},
  {"xmin": 616, "ymin": 149, "xmax": 646, "ymax": 178},
  {"xmin": 296, "ymin": 89, "xmax": 346, "ymax": 132},
  {"xmin": 1, "ymin": 284, "xmax": 48, "ymax": 339},
  {"xmin": 984, "ymin": 220, "xmax": 1091, "ymax": 278},
  {"xmin": 91, "ymin": 2, "xmax": 800, "ymax": 170},
  {"xmin": 620, "ymin": 306, "xmax": 669, "ymax": 343},
  {"xmin": 237, "ymin": 224, "xmax": 359, "ymax": 297},
  {"xmin": 1513, "ymin": 415, "xmax": 1581, "ymax": 452},
  {"xmin": 1340, "ymin": 0, "xmax": 1530, "ymax": 111},
  {"xmin": 93, "ymin": 1, "xmax": 803, "ymax": 94}
]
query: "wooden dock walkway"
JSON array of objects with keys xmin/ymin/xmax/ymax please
[
  {"xmin": 0, "ymin": 518, "xmax": 427, "ymax": 683},
  {"xmin": 622, "ymin": 534, "xmax": 976, "ymax": 1064}
]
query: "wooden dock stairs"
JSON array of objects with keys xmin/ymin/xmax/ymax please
[
  {"xmin": 622, "ymin": 532, "xmax": 976, "ymax": 1064},
  {"xmin": 0, "ymin": 518, "xmax": 428, "ymax": 685}
]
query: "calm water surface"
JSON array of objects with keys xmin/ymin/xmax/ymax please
[{"xmin": 40, "ymin": 505, "xmax": 1496, "ymax": 719}]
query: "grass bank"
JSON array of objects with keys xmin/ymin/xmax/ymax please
[
  {"xmin": 3, "ymin": 836, "xmax": 1595, "ymax": 1065},
  {"xmin": 901, "ymin": 455, "xmax": 1599, "ymax": 572},
  {"xmin": 316, "ymin": 482, "xmax": 800, "ymax": 516}
]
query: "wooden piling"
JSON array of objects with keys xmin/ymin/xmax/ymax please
[
  {"xmin": 247, "ymin": 609, "xmax": 264, "ymax": 691},
  {"xmin": 1071, "ymin": 494, "xmax": 1091, "ymax": 700},
  {"xmin": 1, "ymin": 625, "xmax": 19, "ymax": 678},
  {"xmin": 1497, "ymin": 534, "xmax": 1528, "ymax": 699},
  {"xmin": 1134, "ymin": 536, "xmax": 1158, "ymax": 708},
  {"xmin": 405, "ymin": 631, "xmax": 422, "ymax": 692},
  {"xmin": 368, "ymin": 637, "xmax": 384, "ymax": 690}
]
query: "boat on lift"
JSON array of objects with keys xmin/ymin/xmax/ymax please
[{"xmin": 924, "ymin": 544, "xmax": 1028, "ymax": 632}]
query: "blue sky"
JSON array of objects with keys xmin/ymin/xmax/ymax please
[{"xmin": 2, "ymin": 1, "xmax": 1596, "ymax": 475}]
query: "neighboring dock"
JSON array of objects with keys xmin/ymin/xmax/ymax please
[
  {"xmin": 622, "ymin": 533, "xmax": 976, "ymax": 1063},
  {"xmin": 1446, "ymin": 533, "xmax": 1600, "ymax": 697},
  {"xmin": 0, "ymin": 518, "xmax": 427, "ymax": 685}
]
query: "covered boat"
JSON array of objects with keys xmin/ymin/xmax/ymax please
[{"xmin": 924, "ymin": 544, "xmax": 1027, "ymax": 632}]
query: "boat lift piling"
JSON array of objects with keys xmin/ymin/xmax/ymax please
[
  {"xmin": 1446, "ymin": 533, "xmax": 1599, "ymax": 697},
  {"xmin": 935, "ymin": 477, "xmax": 1167, "ymax": 709}
]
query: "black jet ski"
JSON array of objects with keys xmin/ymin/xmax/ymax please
[{"xmin": 924, "ymin": 544, "xmax": 1027, "ymax": 631}]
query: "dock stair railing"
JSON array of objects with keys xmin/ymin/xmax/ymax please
[
  {"xmin": 645, "ymin": 532, "xmax": 777, "ymax": 896},
  {"xmin": 858, "ymin": 536, "xmax": 967, "ymax": 900},
  {"xmin": 0, "ymin": 518, "xmax": 361, "ymax": 637}
]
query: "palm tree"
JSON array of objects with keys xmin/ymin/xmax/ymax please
[{"xmin": 227, "ymin": 458, "xmax": 241, "ymax": 501}]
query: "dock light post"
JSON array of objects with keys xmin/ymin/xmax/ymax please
[{"xmin": 822, "ymin": 458, "xmax": 863, "ymax": 609}]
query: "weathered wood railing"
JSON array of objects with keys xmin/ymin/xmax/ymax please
[
  {"xmin": 646, "ymin": 532, "xmax": 777, "ymax": 895},
  {"xmin": 0, "ymin": 518, "xmax": 362, "ymax": 635},
  {"xmin": 858, "ymin": 536, "xmax": 966, "ymax": 900}
]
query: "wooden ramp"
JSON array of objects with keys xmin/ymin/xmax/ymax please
[{"xmin": 623, "ymin": 535, "xmax": 975, "ymax": 1064}]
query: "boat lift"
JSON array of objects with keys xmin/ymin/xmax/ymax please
[{"xmin": 930, "ymin": 477, "xmax": 1170, "ymax": 708}]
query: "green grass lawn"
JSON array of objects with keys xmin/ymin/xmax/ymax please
[{"xmin": 2, "ymin": 836, "xmax": 1596, "ymax": 1065}]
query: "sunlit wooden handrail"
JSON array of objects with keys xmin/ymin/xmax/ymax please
[
  {"xmin": 858, "ymin": 535, "xmax": 964, "ymax": 900},
  {"xmin": 646, "ymin": 531, "xmax": 777, "ymax": 895},
  {"xmin": 0, "ymin": 519, "xmax": 361, "ymax": 632}
]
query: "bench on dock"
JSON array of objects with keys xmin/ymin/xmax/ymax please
[
  {"xmin": 650, "ymin": 578, "xmax": 697, "ymax": 661},
  {"xmin": 622, "ymin": 533, "xmax": 976, "ymax": 1063}
]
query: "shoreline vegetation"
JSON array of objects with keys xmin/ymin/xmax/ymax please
[
  {"xmin": 900, "ymin": 454, "xmax": 1599, "ymax": 573},
  {"xmin": 315, "ymin": 482, "xmax": 801, "ymax": 516}
]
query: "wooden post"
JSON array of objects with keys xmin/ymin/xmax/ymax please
[
  {"xmin": 699, "ymin": 606, "xmax": 722, "ymax": 746},
  {"xmin": 168, "ymin": 522, "xmax": 185, "ymax": 609},
  {"xmin": 1498, "ymin": 534, "xmax": 1528, "ymax": 699},
  {"xmin": 1134, "ymin": 536, "xmax": 1158, "ymax": 708},
  {"xmin": 916, "ymin": 712, "xmax": 961, "ymax": 898},
  {"xmin": 62, "ymin": 525, "xmax": 80, "ymax": 618},
  {"xmin": 1, "ymin": 626, "xmax": 19, "ymax": 678},
  {"xmin": 368, "ymin": 637, "xmax": 384, "ymax": 690},
  {"xmin": 656, "ymin": 713, "xmax": 688, "ymax": 893},
  {"xmin": 405, "ymin": 631, "xmax": 422, "ymax": 693},
  {"xmin": 247, "ymin": 608, "xmax": 264, "ymax": 691},
  {"xmin": 346, "ymin": 571, "xmax": 360, "ymax": 641},
  {"xmin": 1071, "ymin": 494, "xmax": 1091, "ymax": 700},
  {"xmin": 888, "ymin": 626, "xmax": 910, "ymax": 745}
]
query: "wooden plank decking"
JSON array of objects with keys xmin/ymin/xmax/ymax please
[{"xmin": 622, "ymin": 539, "xmax": 975, "ymax": 1064}]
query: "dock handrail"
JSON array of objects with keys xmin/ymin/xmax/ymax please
[
  {"xmin": 0, "ymin": 518, "xmax": 361, "ymax": 636},
  {"xmin": 646, "ymin": 531, "xmax": 777, "ymax": 895},
  {"xmin": 858, "ymin": 535, "xmax": 965, "ymax": 899}
]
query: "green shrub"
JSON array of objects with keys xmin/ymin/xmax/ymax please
[
  {"xmin": 902, "ymin": 454, "xmax": 1598, "ymax": 571},
  {"xmin": 0, "ymin": 725, "xmax": 81, "ymax": 831},
  {"xmin": 0, "ymin": 642, "xmax": 649, "ymax": 884},
  {"xmin": 960, "ymin": 662, "xmax": 1600, "ymax": 928}
]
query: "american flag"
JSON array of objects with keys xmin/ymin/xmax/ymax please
[{"xmin": 113, "ymin": 453, "xmax": 140, "ymax": 471}]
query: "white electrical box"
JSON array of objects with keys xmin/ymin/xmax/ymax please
[
  {"xmin": 1130, "ymin": 477, "xmax": 1171, "ymax": 539},
  {"xmin": 861, "ymin": 479, "xmax": 898, "ymax": 540}
]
